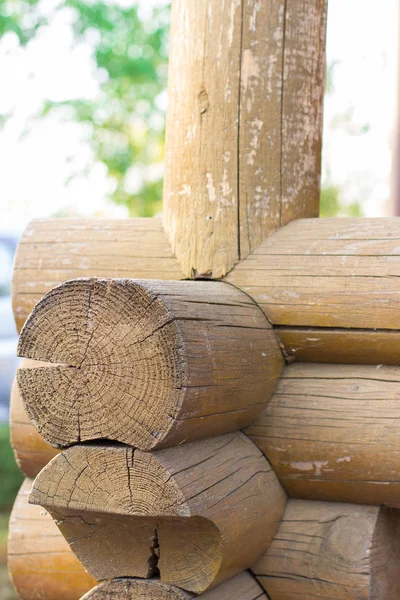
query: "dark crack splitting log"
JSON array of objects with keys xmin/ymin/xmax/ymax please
[
  {"xmin": 253, "ymin": 499, "xmax": 400, "ymax": 600},
  {"xmin": 28, "ymin": 432, "xmax": 287, "ymax": 594},
  {"xmin": 17, "ymin": 278, "xmax": 284, "ymax": 451},
  {"xmin": 148, "ymin": 528, "xmax": 160, "ymax": 577}
]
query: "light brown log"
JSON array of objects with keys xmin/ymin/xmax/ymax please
[
  {"xmin": 29, "ymin": 432, "xmax": 287, "ymax": 593},
  {"xmin": 12, "ymin": 217, "xmax": 184, "ymax": 332},
  {"xmin": 10, "ymin": 361, "xmax": 59, "ymax": 478},
  {"xmin": 80, "ymin": 573, "xmax": 267, "ymax": 600},
  {"xmin": 276, "ymin": 327, "xmax": 400, "ymax": 364},
  {"xmin": 246, "ymin": 362, "xmax": 400, "ymax": 505},
  {"xmin": 8, "ymin": 478, "xmax": 96, "ymax": 600},
  {"xmin": 17, "ymin": 278, "xmax": 284, "ymax": 450},
  {"xmin": 226, "ymin": 217, "xmax": 400, "ymax": 362},
  {"xmin": 253, "ymin": 499, "xmax": 400, "ymax": 600},
  {"xmin": 163, "ymin": 0, "xmax": 327, "ymax": 278}
]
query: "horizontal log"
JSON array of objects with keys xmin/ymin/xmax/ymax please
[
  {"xmin": 276, "ymin": 327, "xmax": 400, "ymax": 364},
  {"xmin": 253, "ymin": 499, "xmax": 400, "ymax": 600},
  {"xmin": 80, "ymin": 573, "xmax": 267, "ymax": 600},
  {"xmin": 226, "ymin": 217, "xmax": 400, "ymax": 363},
  {"xmin": 10, "ymin": 361, "xmax": 59, "ymax": 478},
  {"xmin": 17, "ymin": 278, "xmax": 284, "ymax": 450},
  {"xmin": 30, "ymin": 433, "xmax": 287, "ymax": 593},
  {"xmin": 12, "ymin": 217, "xmax": 184, "ymax": 332},
  {"xmin": 246, "ymin": 362, "xmax": 400, "ymax": 505},
  {"xmin": 8, "ymin": 478, "xmax": 96, "ymax": 600}
]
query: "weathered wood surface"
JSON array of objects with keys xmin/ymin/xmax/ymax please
[
  {"xmin": 254, "ymin": 499, "xmax": 400, "ymax": 600},
  {"xmin": 246, "ymin": 362, "xmax": 400, "ymax": 505},
  {"xmin": 17, "ymin": 278, "xmax": 284, "ymax": 450},
  {"xmin": 163, "ymin": 0, "xmax": 327, "ymax": 278},
  {"xmin": 12, "ymin": 218, "xmax": 184, "ymax": 332},
  {"xmin": 30, "ymin": 432, "xmax": 286, "ymax": 593},
  {"xmin": 10, "ymin": 361, "xmax": 59, "ymax": 478},
  {"xmin": 80, "ymin": 573, "xmax": 267, "ymax": 600},
  {"xmin": 276, "ymin": 327, "xmax": 400, "ymax": 364},
  {"xmin": 8, "ymin": 478, "xmax": 96, "ymax": 600},
  {"xmin": 227, "ymin": 217, "xmax": 400, "ymax": 362}
]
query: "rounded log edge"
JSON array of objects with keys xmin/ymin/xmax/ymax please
[
  {"xmin": 8, "ymin": 478, "xmax": 96, "ymax": 600},
  {"xmin": 246, "ymin": 362, "xmax": 400, "ymax": 506},
  {"xmin": 29, "ymin": 432, "xmax": 287, "ymax": 594},
  {"xmin": 10, "ymin": 361, "xmax": 59, "ymax": 478},
  {"xmin": 17, "ymin": 277, "xmax": 284, "ymax": 451},
  {"xmin": 254, "ymin": 498, "xmax": 400, "ymax": 600},
  {"xmin": 80, "ymin": 573, "xmax": 267, "ymax": 600}
]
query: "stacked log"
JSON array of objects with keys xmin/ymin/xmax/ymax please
[
  {"xmin": 15, "ymin": 0, "xmax": 400, "ymax": 599},
  {"xmin": 246, "ymin": 362, "xmax": 400, "ymax": 506},
  {"xmin": 8, "ymin": 479, "xmax": 96, "ymax": 599},
  {"xmin": 254, "ymin": 499, "xmax": 400, "ymax": 600},
  {"xmin": 14, "ymin": 277, "xmax": 287, "ymax": 593},
  {"xmin": 16, "ymin": 278, "xmax": 284, "ymax": 450}
]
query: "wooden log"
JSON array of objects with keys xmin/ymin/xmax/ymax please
[
  {"xmin": 246, "ymin": 362, "xmax": 400, "ymax": 505},
  {"xmin": 80, "ymin": 573, "xmax": 267, "ymax": 600},
  {"xmin": 12, "ymin": 217, "xmax": 184, "ymax": 332},
  {"xmin": 253, "ymin": 499, "xmax": 400, "ymax": 600},
  {"xmin": 29, "ymin": 432, "xmax": 287, "ymax": 593},
  {"xmin": 10, "ymin": 361, "xmax": 59, "ymax": 478},
  {"xmin": 163, "ymin": 0, "xmax": 327, "ymax": 278},
  {"xmin": 17, "ymin": 278, "xmax": 284, "ymax": 450},
  {"xmin": 8, "ymin": 478, "xmax": 96, "ymax": 600},
  {"xmin": 227, "ymin": 217, "xmax": 400, "ymax": 363}
]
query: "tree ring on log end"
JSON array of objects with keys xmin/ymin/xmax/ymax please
[
  {"xmin": 17, "ymin": 278, "xmax": 284, "ymax": 450},
  {"xmin": 79, "ymin": 572, "xmax": 268, "ymax": 600}
]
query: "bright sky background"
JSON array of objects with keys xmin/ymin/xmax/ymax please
[{"xmin": 0, "ymin": 0, "xmax": 399, "ymax": 232}]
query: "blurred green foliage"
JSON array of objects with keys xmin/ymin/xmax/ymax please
[
  {"xmin": 0, "ymin": 424, "xmax": 23, "ymax": 512},
  {"xmin": 0, "ymin": 0, "xmax": 170, "ymax": 216}
]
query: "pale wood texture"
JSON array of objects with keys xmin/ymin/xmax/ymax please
[
  {"xmin": 163, "ymin": 0, "xmax": 327, "ymax": 278},
  {"xmin": 10, "ymin": 361, "xmax": 59, "ymax": 478},
  {"xmin": 8, "ymin": 479, "xmax": 96, "ymax": 600},
  {"xmin": 80, "ymin": 573, "xmax": 267, "ymax": 600},
  {"xmin": 227, "ymin": 217, "xmax": 400, "ymax": 362},
  {"xmin": 276, "ymin": 327, "xmax": 400, "ymax": 364},
  {"xmin": 30, "ymin": 432, "xmax": 286, "ymax": 593},
  {"xmin": 246, "ymin": 362, "xmax": 400, "ymax": 505},
  {"xmin": 254, "ymin": 499, "xmax": 400, "ymax": 600},
  {"xmin": 17, "ymin": 278, "xmax": 284, "ymax": 450},
  {"xmin": 12, "ymin": 217, "xmax": 184, "ymax": 332}
]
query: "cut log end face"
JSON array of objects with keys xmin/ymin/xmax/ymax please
[
  {"xmin": 80, "ymin": 572, "xmax": 267, "ymax": 600},
  {"xmin": 80, "ymin": 579, "xmax": 193, "ymax": 600},
  {"xmin": 17, "ymin": 277, "xmax": 284, "ymax": 451},
  {"xmin": 29, "ymin": 433, "xmax": 287, "ymax": 594}
]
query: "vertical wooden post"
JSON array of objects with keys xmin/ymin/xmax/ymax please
[{"xmin": 163, "ymin": 0, "xmax": 327, "ymax": 278}]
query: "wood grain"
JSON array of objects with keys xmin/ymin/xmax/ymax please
[
  {"xmin": 227, "ymin": 217, "xmax": 400, "ymax": 362},
  {"xmin": 17, "ymin": 278, "xmax": 284, "ymax": 450},
  {"xmin": 29, "ymin": 432, "xmax": 286, "ymax": 593},
  {"xmin": 246, "ymin": 362, "xmax": 400, "ymax": 505},
  {"xmin": 80, "ymin": 573, "xmax": 267, "ymax": 600},
  {"xmin": 10, "ymin": 361, "xmax": 59, "ymax": 478},
  {"xmin": 276, "ymin": 327, "xmax": 400, "ymax": 364},
  {"xmin": 8, "ymin": 478, "xmax": 96, "ymax": 600},
  {"xmin": 12, "ymin": 217, "xmax": 184, "ymax": 332},
  {"xmin": 163, "ymin": 0, "xmax": 327, "ymax": 278},
  {"xmin": 253, "ymin": 499, "xmax": 400, "ymax": 600}
]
